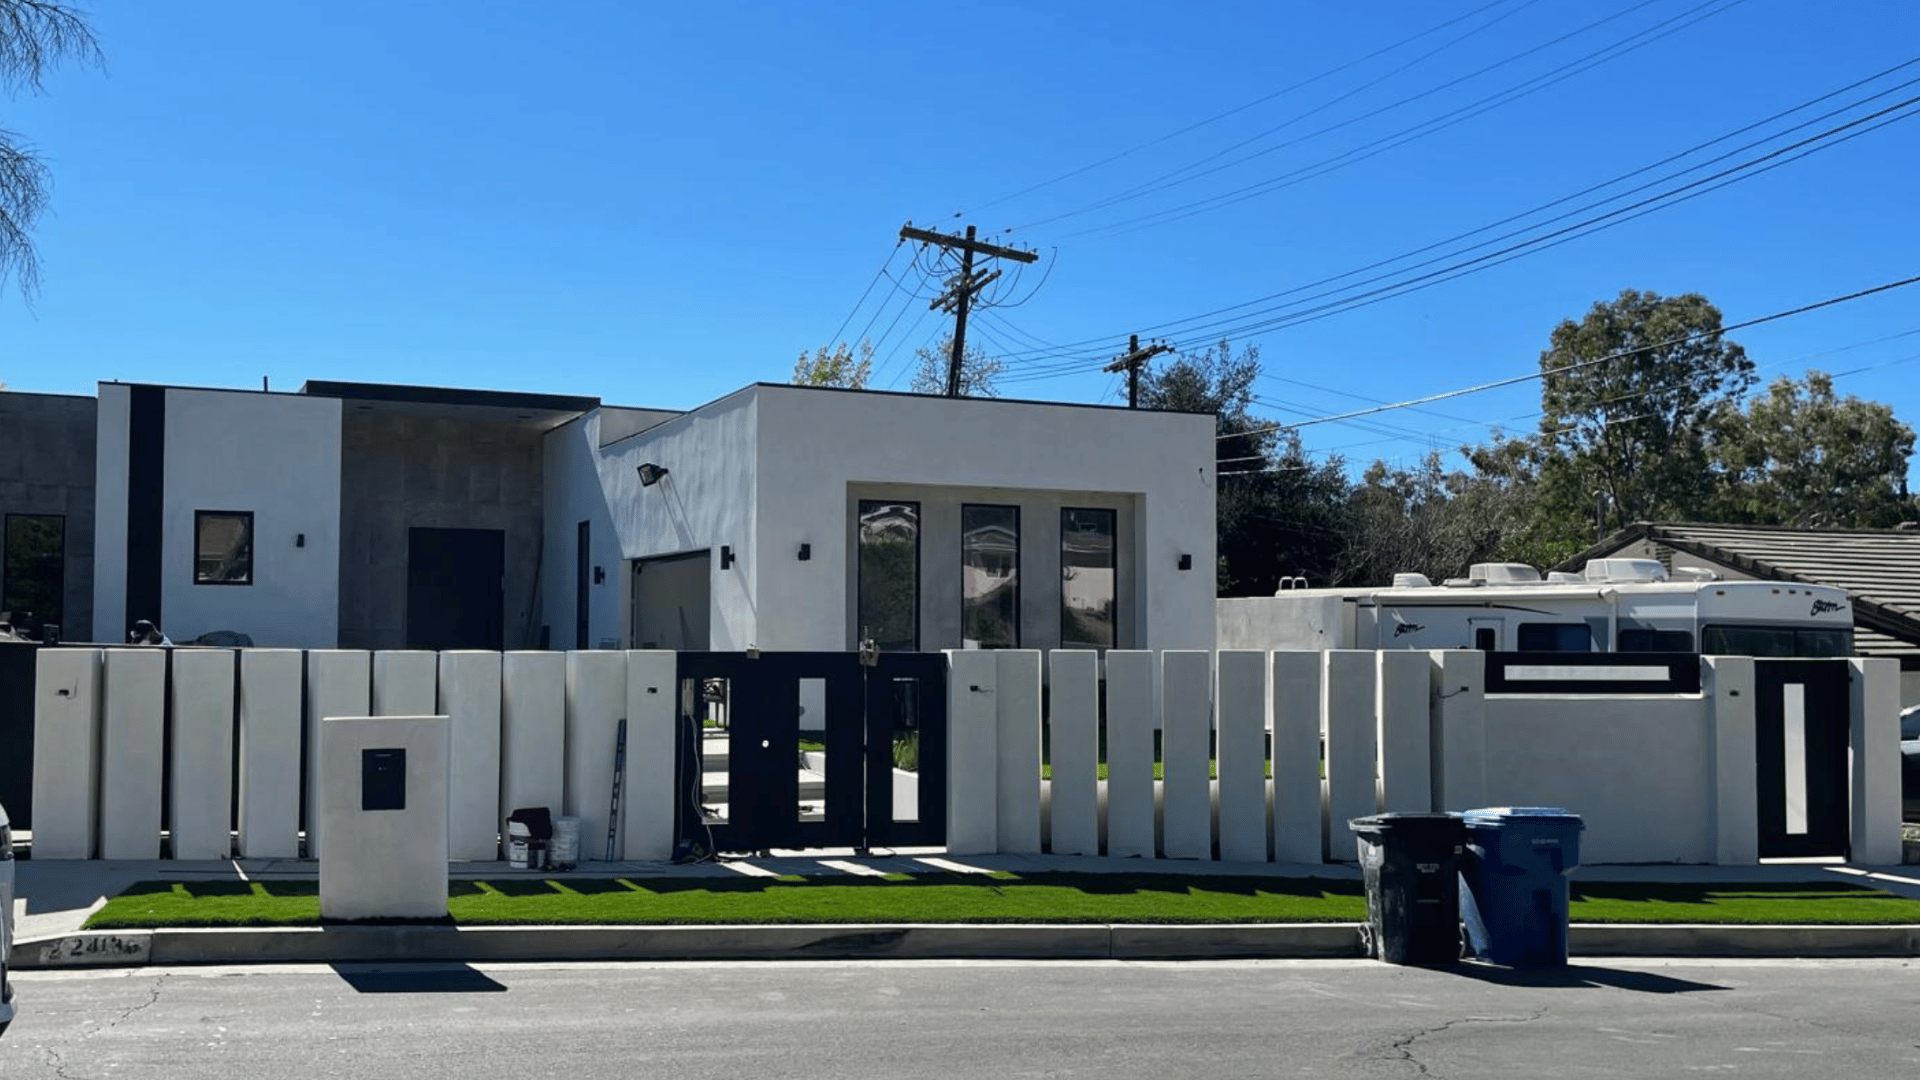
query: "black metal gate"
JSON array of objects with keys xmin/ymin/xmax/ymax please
[
  {"xmin": 672, "ymin": 651, "xmax": 946, "ymax": 855},
  {"xmin": 1754, "ymin": 659, "xmax": 1851, "ymax": 859}
]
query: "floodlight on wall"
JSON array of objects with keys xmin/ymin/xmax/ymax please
[{"xmin": 637, "ymin": 462, "xmax": 669, "ymax": 487}]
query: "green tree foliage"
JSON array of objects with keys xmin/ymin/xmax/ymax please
[
  {"xmin": 1706, "ymin": 371, "xmax": 1916, "ymax": 527},
  {"xmin": 1137, "ymin": 340, "xmax": 1352, "ymax": 595},
  {"xmin": 1346, "ymin": 447, "xmax": 1542, "ymax": 587},
  {"xmin": 910, "ymin": 334, "xmax": 1005, "ymax": 397},
  {"xmin": 1537, "ymin": 289, "xmax": 1754, "ymax": 528},
  {"xmin": 2, "ymin": 1, "xmax": 101, "ymax": 300},
  {"xmin": 792, "ymin": 339, "xmax": 874, "ymax": 389}
]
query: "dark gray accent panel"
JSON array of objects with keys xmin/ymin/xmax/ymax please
[{"xmin": 0, "ymin": 392, "xmax": 99, "ymax": 642}]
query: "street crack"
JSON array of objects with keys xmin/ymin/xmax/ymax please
[{"xmin": 1387, "ymin": 1010, "xmax": 1548, "ymax": 1077}]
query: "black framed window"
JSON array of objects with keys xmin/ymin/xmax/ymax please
[
  {"xmin": 3, "ymin": 513, "xmax": 65, "ymax": 629},
  {"xmin": 194, "ymin": 510, "xmax": 254, "ymax": 585},
  {"xmin": 961, "ymin": 504, "xmax": 1019, "ymax": 648},
  {"xmin": 1516, "ymin": 622, "xmax": 1592, "ymax": 652},
  {"xmin": 1060, "ymin": 507, "xmax": 1116, "ymax": 649},
  {"xmin": 1618, "ymin": 628, "xmax": 1694, "ymax": 652},
  {"xmin": 857, "ymin": 500, "xmax": 919, "ymax": 651}
]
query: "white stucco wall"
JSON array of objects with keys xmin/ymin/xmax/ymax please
[
  {"xmin": 158, "ymin": 389, "xmax": 343, "ymax": 646},
  {"xmin": 1481, "ymin": 694, "xmax": 1715, "ymax": 864},
  {"xmin": 90, "ymin": 384, "xmax": 131, "ymax": 643},
  {"xmin": 546, "ymin": 393, "xmax": 760, "ymax": 651},
  {"xmin": 752, "ymin": 386, "xmax": 1216, "ymax": 651}
]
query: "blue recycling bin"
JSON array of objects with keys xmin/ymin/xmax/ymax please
[{"xmin": 1458, "ymin": 807, "xmax": 1584, "ymax": 968}]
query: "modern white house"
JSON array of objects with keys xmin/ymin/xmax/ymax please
[{"xmin": 9, "ymin": 378, "xmax": 1218, "ymax": 654}]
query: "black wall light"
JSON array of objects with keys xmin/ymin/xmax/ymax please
[
  {"xmin": 637, "ymin": 462, "xmax": 669, "ymax": 486},
  {"xmin": 1178, "ymin": 554, "xmax": 1193, "ymax": 571},
  {"xmin": 593, "ymin": 566, "xmax": 605, "ymax": 584},
  {"xmin": 721, "ymin": 545, "xmax": 735, "ymax": 569},
  {"xmin": 797, "ymin": 543, "xmax": 811, "ymax": 561}
]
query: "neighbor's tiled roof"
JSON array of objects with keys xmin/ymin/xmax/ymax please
[{"xmin": 1567, "ymin": 522, "xmax": 1920, "ymax": 663}]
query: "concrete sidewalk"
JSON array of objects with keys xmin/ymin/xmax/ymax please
[{"xmin": 12, "ymin": 851, "xmax": 1920, "ymax": 968}]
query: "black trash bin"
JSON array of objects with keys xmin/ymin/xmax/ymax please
[{"xmin": 1348, "ymin": 812, "xmax": 1467, "ymax": 965}]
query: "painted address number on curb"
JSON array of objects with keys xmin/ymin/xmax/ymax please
[{"xmin": 38, "ymin": 934, "xmax": 151, "ymax": 966}]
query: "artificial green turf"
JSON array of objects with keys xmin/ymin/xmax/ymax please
[{"xmin": 81, "ymin": 873, "xmax": 1920, "ymax": 930}]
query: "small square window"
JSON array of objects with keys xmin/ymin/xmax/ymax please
[{"xmin": 195, "ymin": 511, "xmax": 254, "ymax": 585}]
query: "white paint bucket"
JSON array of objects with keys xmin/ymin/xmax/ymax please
[{"xmin": 551, "ymin": 816, "xmax": 582, "ymax": 865}]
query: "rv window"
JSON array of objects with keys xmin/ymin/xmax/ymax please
[
  {"xmin": 1617, "ymin": 628, "xmax": 1694, "ymax": 652},
  {"xmin": 1701, "ymin": 625, "xmax": 1855, "ymax": 658},
  {"xmin": 1517, "ymin": 623, "xmax": 1592, "ymax": 652},
  {"xmin": 1473, "ymin": 628, "xmax": 1496, "ymax": 651}
]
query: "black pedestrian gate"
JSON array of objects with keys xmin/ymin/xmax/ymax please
[
  {"xmin": 672, "ymin": 651, "xmax": 946, "ymax": 856},
  {"xmin": 1754, "ymin": 659, "xmax": 1851, "ymax": 859}
]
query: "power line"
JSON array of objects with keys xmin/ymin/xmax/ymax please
[
  {"xmin": 960, "ymin": 0, "xmax": 1527, "ymax": 219},
  {"xmin": 1224, "ymin": 273, "xmax": 1920, "ymax": 439},
  {"xmin": 821, "ymin": 241, "xmax": 904, "ymax": 350}
]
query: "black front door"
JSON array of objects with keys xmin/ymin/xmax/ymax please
[
  {"xmin": 406, "ymin": 527, "xmax": 506, "ymax": 650},
  {"xmin": 1755, "ymin": 659, "xmax": 1851, "ymax": 859}
]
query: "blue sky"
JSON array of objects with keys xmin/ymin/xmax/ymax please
[{"xmin": 6, "ymin": 0, "xmax": 1918, "ymax": 480}]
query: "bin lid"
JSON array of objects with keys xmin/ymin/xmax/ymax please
[
  {"xmin": 1461, "ymin": 806, "xmax": 1583, "ymax": 828},
  {"xmin": 1348, "ymin": 812, "xmax": 1464, "ymax": 836}
]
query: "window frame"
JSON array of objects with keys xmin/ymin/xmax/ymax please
[
  {"xmin": 1059, "ymin": 506, "xmax": 1118, "ymax": 650},
  {"xmin": 193, "ymin": 509, "xmax": 256, "ymax": 586},
  {"xmin": 960, "ymin": 502, "xmax": 1021, "ymax": 649},
  {"xmin": 1516, "ymin": 622, "xmax": 1593, "ymax": 652},
  {"xmin": 856, "ymin": 499, "xmax": 921, "ymax": 652}
]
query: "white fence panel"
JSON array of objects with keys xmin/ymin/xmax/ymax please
[
  {"xmin": 1216, "ymin": 650, "xmax": 1267, "ymax": 863},
  {"xmin": 100, "ymin": 649, "xmax": 166, "ymax": 860},
  {"xmin": 1323, "ymin": 650, "xmax": 1378, "ymax": 861},
  {"xmin": 1430, "ymin": 649, "xmax": 1485, "ymax": 811},
  {"xmin": 500, "ymin": 651, "xmax": 566, "ymax": 831},
  {"xmin": 945, "ymin": 650, "xmax": 999, "ymax": 854},
  {"xmin": 373, "ymin": 650, "xmax": 438, "ymax": 716},
  {"xmin": 169, "ymin": 649, "xmax": 235, "ymax": 860},
  {"xmin": 623, "ymin": 651, "xmax": 678, "ymax": 861},
  {"xmin": 1270, "ymin": 650, "xmax": 1322, "ymax": 865},
  {"xmin": 1104, "ymin": 650, "xmax": 1156, "ymax": 858},
  {"xmin": 237, "ymin": 649, "xmax": 303, "ymax": 858},
  {"xmin": 1377, "ymin": 650, "xmax": 1431, "ymax": 813},
  {"xmin": 564, "ymin": 651, "xmax": 626, "ymax": 861},
  {"xmin": 31, "ymin": 648, "xmax": 103, "ymax": 859},
  {"xmin": 440, "ymin": 651, "xmax": 503, "ymax": 861},
  {"xmin": 994, "ymin": 650, "xmax": 1042, "ymax": 854},
  {"xmin": 305, "ymin": 650, "xmax": 371, "ymax": 861},
  {"xmin": 1161, "ymin": 651, "xmax": 1213, "ymax": 860},
  {"xmin": 1046, "ymin": 650, "xmax": 1100, "ymax": 857}
]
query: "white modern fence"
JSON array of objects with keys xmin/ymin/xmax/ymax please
[{"xmin": 28, "ymin": 646, "xmax": 1904, "ymax": 866}]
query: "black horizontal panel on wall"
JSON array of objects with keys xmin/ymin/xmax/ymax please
[{"xmin": 1484, "ymin": 651, "xmax": 1701, "ymax": 695}]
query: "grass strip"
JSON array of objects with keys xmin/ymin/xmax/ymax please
[{"xmin": 81, "ymin": 874, "xmax": 1920, "ymax": 931}]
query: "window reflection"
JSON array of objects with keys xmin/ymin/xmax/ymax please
[
  {"xmin": 858, "ymin": 500, "xmax": 919, "ymax": 651},
  {"xmin": 3, "ymin": 513, "xmax": 65, "ymax": 630},
  {"xmin": 194, "ymin": 510, "xmax": 254, "ymax": 585},
  {"xmin": 1060, "ymin": 507, "xmax": 1115, "ymax": 649},
  {"xmin": 961, "ymin": 504, "xmax": 1019, "ymax": 648}
]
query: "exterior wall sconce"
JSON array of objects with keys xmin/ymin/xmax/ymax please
[
  {"xmin": 296, "ymin": 533, "xmax": 306, "ymax": 548},
  {"xmin": 721, "ymin": 545, "xmax": 735, "ymax": 569},
  {"xmin": 797, "ymin": 543, "xmax": 811, "ymax": 561},
  {"xmin": 593, "ymin": 566, "xmax": 605, "ymax": 584},
  {"xmin": 1178, "ymin": 554, "xmax": 1193, "ymax": 570},
  {"xmin": 637, "ymin": 462, "xmax": 669, "ymax": 486}
]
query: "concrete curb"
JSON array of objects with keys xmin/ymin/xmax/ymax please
[{"xmin": 16, "ymin": 922, "xmax": 1920, "ymax": 969}]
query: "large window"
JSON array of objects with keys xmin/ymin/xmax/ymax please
[
  {"xmin": 195, "ymin": 510, "xmax": 254, "ymax": 585},
  {"xmin": 1618, "ymin": 627, "xmax": 1695, "ymax": 652},
  {"xmin": 3, "ymin": 513, "xmax": 65, "ymax": 630},
  {"xmin": 858, "ymin": 500, "xmax": 919, "ymax": 651},
  {"xmin": 961, "ymin": 504, "xmax": 1019, "ymax": 648},
  {"xmin": 1060, "ymin": 507, "xmax": 1116, "ymax": 649},
  {"xmin": 1516, "ymin": 622, "xmax": 1593, "ymax": 652},
  {"xmin": 1702, "ymin": 625, "xmax": 1854, "ymax": 658}
]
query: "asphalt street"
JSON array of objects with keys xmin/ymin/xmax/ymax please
[{"xmin": 2, "ymin": 958, "xmax": 1918, "ymax": 1079}]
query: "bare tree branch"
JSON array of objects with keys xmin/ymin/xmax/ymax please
[{"xmin": 1, "ymin": 1, "xmax": 102, "ymax": 299}]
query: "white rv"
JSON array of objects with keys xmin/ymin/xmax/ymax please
[{"xmin": 1217, "ymin": 559, "xmax": 1854, "ymax": 657}]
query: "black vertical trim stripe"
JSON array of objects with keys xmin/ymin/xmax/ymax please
[{"xmin": 126, "ymin": 385, "xmax": 166, "ymax": 634}]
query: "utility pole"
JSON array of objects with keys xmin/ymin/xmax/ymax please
[
  {"xmin": 899, "ymin": 223, "xmax": 1038, "ymax": 396},
  {"xmin": 1103, "ymin": 334, "xmax": 1174, "ymax": 408}
]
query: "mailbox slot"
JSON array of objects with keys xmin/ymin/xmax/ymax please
[{"xmin": 362, "ymin": 748, "xmax": 407, "ymax": 811}]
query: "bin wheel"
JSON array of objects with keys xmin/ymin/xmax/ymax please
[{"xmin": 1357, "ymin": 923, "xmax": 1377, "ymax": 959}]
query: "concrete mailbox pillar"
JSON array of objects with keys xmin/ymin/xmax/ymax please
[{"xmin": 319, "ymin": 714, "xmax": 450, "ymax": 922}]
